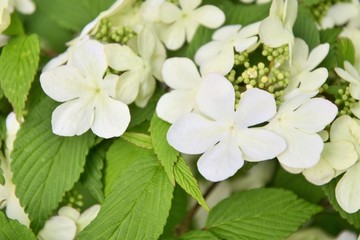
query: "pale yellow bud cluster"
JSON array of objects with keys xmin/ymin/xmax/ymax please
[
  {"xmin": 334, "ymin": 86, "xmax": 356, "ymax": 116},
  {"xmin": 262, "ymin": 44, "xmax": 289, "ymax": 66},
  {"xmin": 93, "ymin": 19, "xmax": 136, "ymax": 44}
]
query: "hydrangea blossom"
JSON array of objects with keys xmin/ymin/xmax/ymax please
[
  {"xmin": 0, "ymin": 112, "xmax": 29, "ymax": 227},
  {"xmin": 259, "ymin": 0, "xmax": 297, "ymax": 57},
  {"xmin": 167, "ymin": 74, "xmax": 286, "ymax": 181},
  {"xmin": 38, "ymin": 205, "xmax": 100, "ymax": 240},
  {"xmin": 156, "ymin": 57, "xmax": 204, "ymax": 123},
  {"xmin": 266, "ymin": 91, "xmax": 338, "ymax": 169},
  {"xmin": 335, "ymin": 61, "xmax": 360, "ymax": 100},
  {"xmin": 158, "ymin": 0, "xmax": 225, "ymax": 50},
  {"xmin": 282, "ymin": 38, "xmax": 329, "ymax": 93},
  {"xmin": 321, "ymin": 0, "xmax": 360, "ymax": 29},
  {"xmin": 195, "ymin": 23, "xmax": 260, "ymax": 75},
  {"xmin": 40, "ymin": 39, "xmax": 130, "ymax": 138}
]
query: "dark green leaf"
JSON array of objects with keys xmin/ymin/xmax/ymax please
[
  {"xmin": 179, "ymin": 230, "xmax": 219, "ymax": 240},
  {"xmin": 0, "ymin": 212, "xmax": 36, "ymax": 240},
  {"xmin": 337, "ymin": 38, "xmax": 355, "ymax": 67},
  {"xmin": 293, "ymin": 7, "xmax": 320, "ymax": 50}
]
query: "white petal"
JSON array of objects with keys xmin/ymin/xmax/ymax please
[
  {"xmin": 92, "ymin": 97, "xmax": 130, "ymax": 138},
  {"xmin": 335, "ymin": 67, "xmax": 359, "ymax": 85},
  {"xmin": 335, "ymin": 163, "xmax": 360, "ymax": 213},
  {"xmin": 327, "ymin": 3, "xmax": 358, "ymax": 25},
  {"xmin": 68, "ymin": 40, "xmax": 107, "ymax": 81},
  {"xmin": 40, "ymin": 66, "xmax": 89, "ymax": 102},
  {"xmin": 51, "ymin": 99, "xmax": 94, "ymax": 137},
  {"xmin": 234, "ymin": 36, "xmax": 258, "ymax": 53},
  {"xmin": 159, "ymin": 1, "xmax": 181, "ymax": 23},
  {"xmin": 14, "ymin": 0, "xmax": 35, "ymax": 14},
  {"xmin": 351, "ymin": 101, "xmax": 360, "ymax": 119},
  {"xmin": 236, "ymin": 128, "xmax": 286, "ymax": 161},
  {"xmin": 58, "ymin": 206, "xmax": 80, "ymax": 221},
  {"xmin": 160, "ymin": 21, "xmax": 186, "ymax": 50},
  {"xmin": 199, "ymin": 44, "xmax": 235, "ymax": 75},
  {"xmin": 197, "ymin": 136, "xmax": 244, "ymax": 182},
  {"xmin": 135, "ymin": 75, "xmax": 156, "ymax": 107},
  {"xmin": 344, "ymin": 61, "xmax": 360, "ymax": 79},
  {"xmin": 281, "ymin": 164, "xmax": 304, "ymax": 174},
  {"xmin": 235, "ymin": 88, "xmax": 277, "ymax": 128},
  {"xmin": 167, "ymin": 113, "xmax": 226, "ymax": 154},
  {"xmin": 323, "ymin": 141, "xmax": 357, "ymax": 171},
  {"xmin": 162, "ymin": 57, "xmax": 202, "ymax": 90},
  {"xmin": 194, "ymin": 5, "xmax": 225, "ymax": 29},
  {"xmin": 277, "ymin": 128, "xmax": 324, "ymax": 168},
  {"xmin": 236, "ymin": 22, "xmax": 261, "ymax": 39},
  {"xmin": 287, "ymin": 98, "xmax": 337, "ymax": 133},
  {"xmin": 102, "ymin": 74, "xmax": 119, "ymax": 98},
  {"xmin": 6, "ymin": 192, "xmax": 29, "ymax": 227},
  {"xmin": 349, "ymin": 83, "xmax": 360, "ymax": 100},
  {"xmin": 292, "ymin": 38, "xmax": 309, "ymax": 66},
  {"xmin": 305, "ymin": 43, "xmax": 329, "ymax": 70},
  {"xmin": 196, "ymin": 74, "xmax": 235, "ymax": 121},
  {"xmin": 284, "ymin": 0, "xmax": 298, "ymax": 29},
  {"xmin": 297, "ymin": 68, "xmax": 328, "ymax": 92},
  {"xmin": 302, "ymin": 160, "xmax": 335, "ymax": 186},
  {"xmin": 156, "ymin": 90, "xmax": 196, "ymax": 123},
  {"xmin": 179, "ymin": 0, "xmax": 201, "ymax": 11},
  {"xmin": 38, "ymin": 216, "xmax": 77, "ymax": 240},
  {"xmin": 115, "ymin": 71, "xmax": 140, "ymax": 104},
  {"xmin": 195, "ymin": 41, "xmax": 224, "ymax": 66},
  {"xmin": 137, "ymin": 27, "xmax": 156, "ymax": 62},
  {"xmin": 259, "ymin": 16, "xmax": 293, "ymax": 47},
  {"xmin": 184, "ymin": 18, "xmax": 200, "ymax": 43},
  {"xmin": 77, "ymin": 205, "xmax": 100, "ymax": 232},
  {"xmin": 213, "ymin": 25, "xmax": 241, "ymax": 41},
  {"xmin": 104, "ymin": 44, "xmax": 143, "ymax": 71}
]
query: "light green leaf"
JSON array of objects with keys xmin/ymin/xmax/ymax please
[
  {"xmin": 174, "ymin": 157, "xmax": 208, "ymax": 211},
  {"xmin": 0, "ymin": 212, "xmax": 37, "ymax": 240},
  {"xmin": 293, "ymin": 7, "xmax": 320, "ymax": 50},
  {"xmin": 77, "ymin": 157, "xmax": 174, "ymax": 240},
  {"xmin": 104, "ymin": 138, "xmax": 154, "ymax": 195},
  {"xmin": 150, "ymin": 114, "xmax": 179, "ymax": 185},
  {"xmin": 206, "ymin": 188, "xmax": 322, "ymax": 240},
  {"xmin": 121, "ymin": 132, "xmax": 153, "ymax": 149},
  {"xmin": 337, "ymin": 38, "xmax": 356, "ymax": 68},
  {"xmin": 81, "ymin": 142, "xmax": 108, "ymax": 203},
  {"xmin": 11, "ymin": 97, "xmax": 95, "ymax": 232},
  {"xmin": 179, "ymin": 230, "xmax": 219, "ymax": 240},
  {"xmin": 323, "ymin": 177, "xmax": 360, "ymax": 228},
  {"xmin": 0, "ymin": 34, "xmax": 40, "ymax": 118}
]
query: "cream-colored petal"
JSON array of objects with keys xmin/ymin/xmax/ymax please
[
  {"xmin": 194, "ymin": 5, "xmax": 225, "ymax": 29},
  {"xmin": 104, "ymin": 44, "xmax": 143, "ymax": 72},
  {"xmin": 302, "ymin": 160, "xmax": 335, "ymax": 186},
  {"xmin": 38, "ymin": 216, "xmax": 77, "ymax": 240}
]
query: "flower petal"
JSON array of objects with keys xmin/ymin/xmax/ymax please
[
  {"xmin": 302, "ymin": 160, "xmax": 335, "ymax": 186},
  {"xmin": 38, "ymin": 216, "xmax": 77, "ymax": 240},
  {"xmin": 297, "ymin": 68, "xmax": 328, "ymax": 92},
  {"xmin": 40, "ymin": 66, "xmax": 89, "ymax": 102},
  {"xmin": 305, "ymin": 43, "xmax": 329, "ymax": 70},
  {"xmin": 351, "ymin": 101, "xmax": 360, "ymax": 119},
  {"xmin": 68, "ymin": 40, "xmax": 107, "ymax": 81},
  {"xmin": 77, "ymin": 205, "xmax": 100, "ymax": 231},
  {"xmin": 335, "ymin": 163, "xmax": 360, "ymax": 213},
  {"xmin": 349, "ymin": 83, "xmax": 360, "ymax": 100},
  {"xmin": 236, "ymin": 128, "xmax": 286, "ymax": 161},
  {"xmin": 52, "ymin": 99, "xmax": 94, "ymax": 137},
  {"xmin": 104, "ymin": 44, "xmax": 143, "ymax": 71},
  {"xmin": 287, "ymin": 98, "xmax": 337, "ymax": 133},
  {"xmin": 58, "ymin": 206, "xmax": 80, "ymax": 221},
  {"xmin": 259, "ymin": 16, "xmax": 293, "ymax": 47},
  {"xmin": 156, "ymin": 90, "xmax": 196, "ymax": 123},
  {"xmin": 195, "ymin": 41, "xmax": 224, "ymax": 66},
  {"xmin": 197, "ymin": 136, "xmax": 244, "ymax": 182},
  {"xmin": 135, "ymin": 75, "xmax": 156, "ymax": 107},
  {"xmin": 137, "ymin": 26, "xmax": 156, "ymax": 62},
  {"xmin": 197, "ymin": 74, "xmax": 235, "ymax": 121},
  {"xmin": 92, "ymin": 97, "xmax": 130, "ymax": 139},
  {"xmin": 167, "ymin": 113, "xmax": 226, "ymax": 154},
  {"xmin": 276, "ymin": 127, "xmax": 324, "ymax": 168},
  {"xmin": 323, "ymin": 141, "xmax": 357, "ymax": 171},
  {"xmin": 234, "ymin": 36, "xmax": 258, "ymax": 53},
  {"xmin": 160, "ymin": 21, "xmax": 186, "ymax": 50},
  {"xmin": 194, "ymin": 5, "xmax": 225, "ymax": 29},
  {"xmin": 179, "ymin": 0, "xmax": 201, "ymax": 11},
  {"xmin": 159, "ymin": 1, "xmax": 181, "ymax": 23},
  {"xmin": 213, "ymin": 25, "xmax": 241, "ymax": 41},
  {"xmin": 199, "ymin": 44, "xmax": 234, "ymax": 75},
  {"xmin": 6, "ymin": 192, "xmax": 29, "ymax": 227},
  {"xmin": 115, "ymin": 71, "xmax": 140, "ymax": 104},
  {"xmin": 235, "ymin": 88, "xmax": 277, "ymax": 128},
  {"xmin": 162, "ymin": 58, "xmax": 201, "ymax": 89}
]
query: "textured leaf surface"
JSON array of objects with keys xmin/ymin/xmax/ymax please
[
  {"xmin": 174, "ymin": 157, "xmax": 208, "ymax": 211},
  {"xmin": 11, "ymin": 97, "xmax": 95, "ymax": 232},
  {"xmin": 0, "ymin": 212, "xmax": 36, "ymax": 240},
  {"xmin": 0, "ymin": 35, "xmax": 40, "ymax": 117},
  {"xmin": 121, "ymin": 132, "xmax": 153, "ymax": 149},
  {"xmin": 150, "ymin": 114, "xmax": 178, "ymax": 185},
  {"xmin": 206, "ymin": 188, "xmax": 322, "ymax": 240},
  {"xmin": 179, "ymin": 230, "xmax": 219, "ymax": 240},
  {"xmin": 77, "ymin": 157, "xmax": 174, "ymax": 240},
  {"xmin": 337, "ymin": 38, "xmax": 356, "ymax": 67}
]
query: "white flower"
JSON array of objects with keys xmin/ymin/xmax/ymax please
[
  {"xmin": 335, "ymin": 61, "xmax": 360, "ymax": 100},
  {"xmin": 167, "ymin": 74, "xmax": 286, "ymax": 182},
  {"xmin": 0, "ymin": 0, "xmax": 35, "ymax": 33},
  {"xmin": 0, "ymin": 112, "xmax": 30, "ymax": 227},
  {"xmin": 340, "ymin": 28, "xmax": 360, "ymax": 71},
  {"xmin": 259, "ymin": 0, "xmax": 297, "ymax": 56},
  {"xmin": 195, "ymin": 23, "xmax": 260, "ymax": 75},
  {"xmin": 0, "ymin": 0, "xmax": 11, "ymax": 33},
  {"xmin": 38, "ymin": 205, "xmax": 100, "ymax": 240},
  {"xmin": 283, "ymin": 38, "xmax": 329, "ymax": 93},
  {"xmin": 156, "ymin": 57, "xmax": 203, "ymax": 123},
  {"xmin": 321, "ymin": 1, "xmax": 360, "ymax": 29},
  {"xmin": 11, "ymin": 0, "xmax": 35, "ymax": 14},
  {"xmin": 266, "ymin": 91, "xmax": 338, "ymax": 169},
  {"xmin": 105, "ymin": 26, "xmax": 166, "ymax": 107},
  {"xmin": 158, "ymin": 0, "xmax": 225, "ymax": 50},
  {"xmin": 40, "ymin": 39, "xmax": 130, "ymax": 139}
]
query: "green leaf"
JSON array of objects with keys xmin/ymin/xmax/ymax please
[
  {"xmin": 121, "ymin": 132, "xmax": 153, "ymax": 149},
  {"xmin": 3, "ymin": 13, "xmax": 24, "ymax": 35},
  {"xmin": 104, "ymin": 138, "xmax": 154, "ymax": 195},
  {"xmin": 206, "ymin": 188, "xmax": 322, "ymax": 240},
  {"xmin": 323, "ymin": 177, "xmax": 360, "ymax": 228},
  {"xmin": 0, "ymin": 212, "xmax": 37, "ymax": 240},
  {"xmin": 293, "ymin": 7, "xmax": 320, "ymax": 50},
  {"xmin": 319, "ymin": 28, "xmax": 342, "ymax": 69},
  {"xmin": 150, "ymin": 114, "xmax": 179, "ymax": 185},
  {"xmin": 174, "ymin": 157, "xmax": 208, "ymax": 211},
  {"xmin": 81, "ymin": 142, "xmax": 108, "ymax": 203},
  {"xmin": 337, "ymin": 38, "xmax": 355, "ymax": 67},
  {"xmin": 179, "ymin": 230, "xmax": 219, "ymax": 240},
  {"xmin": 0, "ymin": 34, "xmax": 40, "ymax": 118},
  {"xmin": 77, "ymin": 157, "xmax": 174, "ymax": 240},
  {"xmin": 11, "ymin": 97, "xmax": 95, "ymax": 232}
]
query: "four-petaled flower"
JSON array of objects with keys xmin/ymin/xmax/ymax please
[
  {"xmin": 40, "ymin": 39, "xmax": 130, "ymax": 139},
  {"xmin": 335, "ymin": 61, "xmax": 360, "ymax": 100},
  {"xmin": 167, "ymin": 74, "xmax": 286, "ymax": 182}
]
